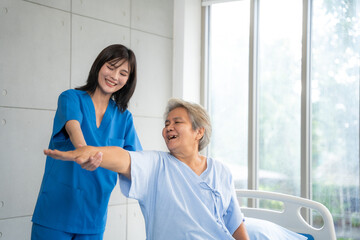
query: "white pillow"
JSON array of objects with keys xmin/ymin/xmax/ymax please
[{"xmin": 245, "ymin": 217, "xmax": 308, "ymax": 240}]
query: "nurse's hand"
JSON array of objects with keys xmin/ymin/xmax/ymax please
[
  {"xmin": 79, "ymin": 152, "xmax": 103, "ymax": 171},
  {"xmin": 44, "ymin": 146, "xmax": 103, "ymax": 171}
]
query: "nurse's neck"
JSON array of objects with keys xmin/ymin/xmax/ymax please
[
  {"xmin": 91, "ymin": 89, "xmax": 111, "ymax": 107},
  {"xmin": 90, "ymin": 89, "xmax": 111, "ymax": 127}
]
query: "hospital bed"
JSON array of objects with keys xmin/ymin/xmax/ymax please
[{"xmin": 236, "ymin": 189, "xmax": 337, "ymax": 240}]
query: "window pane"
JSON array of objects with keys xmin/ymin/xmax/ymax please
[
  {"xmin": 311, "ymin": 0, "xmax": 360, "ymax": 238},
  {"xmin": 257, "ymin": 0, "xmax": 302, "ymax": 196},
  {"xmin": 208, "ymin": 1, "xmax": 250, "ymax": 189}
]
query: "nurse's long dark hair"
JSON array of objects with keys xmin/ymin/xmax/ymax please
[{"xmin": 76, "ymin": 44, "xmax": 137, "ymax": 112}]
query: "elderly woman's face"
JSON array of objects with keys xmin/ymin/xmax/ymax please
[{"xmin": 162, "ymin": 107, "xmax": 201, "ymax": 154}]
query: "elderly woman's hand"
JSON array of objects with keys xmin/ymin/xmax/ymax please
[{"xmin": 44, "ymin": 146, "xmax": 103, "ymax": 171}]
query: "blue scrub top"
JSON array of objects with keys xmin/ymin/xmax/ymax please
[
  {"xmin": 32, "ymin": 89, "xmax": 142, "ymax": 234},
  {"xmin": 119, "ymin": 151, "xmax": 244, "ymax": 240}
]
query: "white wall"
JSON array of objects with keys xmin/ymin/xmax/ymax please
[
  {"xmin": 173, "ymin": 0, "xmax": 202, "ymax": 103},
  {"xmin": 0, "ymin": 0, "xmax": 174, "ymax": 239}
]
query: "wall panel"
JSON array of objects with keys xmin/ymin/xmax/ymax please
[
  {"xmin": 104, "ymin": 205, "xmax": 127, "ymax": 240},
  {"xmin": 0, "ymin": 0, "xmax": 70, "ymax": 110},
  {"xmin": 127, "ymin": 203, "xmax": 146, "ymax": 240},
  {"xmin": 72, "ymin": 0, "xmax": 130, "ymax": 27},
  {"xmin": 24, "ymin": 0, "xmax": 71, "ymax": 11},
  {"xmin": 0, "ymin": 216, "xmax": 32, "ymax": 240},
  {"xmin": 129, "ymin": 30, "xmax": 172, "ymax": 118},
  {"xmin": 133, "ymin": 116, "xmax": 167, "ymax": 151},
  {"xmin": 0, "ymin": 108, "xmax": 53, "ymax": 218},
  {"xmin": 131, "ymin": 0, "xmax": 173, "ymax": 38}
]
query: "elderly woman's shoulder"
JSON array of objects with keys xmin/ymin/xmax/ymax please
[
  {"xmin": 135, "ymin": 150, "xmax": 172, "ymax": 160},
  {"xmin": 208, "ymin": 157, "xmax": 232, "ymax": 174}
]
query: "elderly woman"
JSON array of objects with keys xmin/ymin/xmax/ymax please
[{"xmin": 44, "ymin": 98, "xmax": 250, "ymax": 240}]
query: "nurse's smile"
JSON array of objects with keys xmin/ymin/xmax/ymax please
[{"xmin": 105, "ymin": 78, "xmax": 117, "ymax": 87}]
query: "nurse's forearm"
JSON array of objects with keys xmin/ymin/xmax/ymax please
[{"xmin": 65, "ymin": 120, "xmax": 87, "ymax": 148}]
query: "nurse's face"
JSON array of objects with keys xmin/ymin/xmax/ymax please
[
  {"xmin": 97, "ymin": 60, "xmax": 129, "ymax": 96},
  {"xmin": 162, "ymin": 107, "xmax": 202, "ymax": 155}
]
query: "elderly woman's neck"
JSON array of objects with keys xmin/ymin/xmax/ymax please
[{"xmin": 173, "ymin": 151, "xmax": 207, "ymax": 176}]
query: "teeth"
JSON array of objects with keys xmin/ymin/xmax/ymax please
[
  {"xmin": 168, "ymin": 135, "xmax": 177, "ymax": 140},
  {"xmin": 106, "ymin": 79, "xmax": 116, "ymax": 86}
]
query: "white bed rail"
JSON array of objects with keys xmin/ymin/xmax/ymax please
[{"xmin": 236, "ymin": 189, "xmax": 336, "ymax": 240}]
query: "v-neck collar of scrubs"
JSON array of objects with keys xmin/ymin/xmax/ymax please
[{"xmin": 84, "ymin": 91, "xmax": 115, "ymax": 131}]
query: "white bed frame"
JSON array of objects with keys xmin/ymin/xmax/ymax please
[{"xmin": 236, "ymin": 189, "xmax": 336, "ymax": 240}]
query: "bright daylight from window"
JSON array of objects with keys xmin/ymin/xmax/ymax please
[{"xmin": 207, "ymin": 0, "xmax": 360, "ymax": 239}]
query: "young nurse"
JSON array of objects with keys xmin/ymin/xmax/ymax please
[{"xmin": 31, "ymin": 44, "xmax": 142, "ymax": 240}]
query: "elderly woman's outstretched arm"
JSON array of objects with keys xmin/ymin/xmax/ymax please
[{"xmin": 44, "ymin": 146, "xmax": 131, "ymax": 179}]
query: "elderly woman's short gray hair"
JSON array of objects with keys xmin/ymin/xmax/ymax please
[{"xmin": 164, "ymin": 98, "xmax": 212, "ymax": 151}]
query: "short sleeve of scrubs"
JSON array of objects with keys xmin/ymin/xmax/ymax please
[
  {"xmin": 123, "ymin": 114, "xmax": 142, "ymax": 151},
  {"xmin": 52, "ymin": 90, "xmax": 83, "ymax": 140},
  {"xmin": 119, "ymin": 151, "xmax": 159, "ymax": 203}
]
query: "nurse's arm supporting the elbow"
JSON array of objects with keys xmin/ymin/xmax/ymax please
[
  {"xmin": 65, "ymin": 120, "xmax": 87, "ymax": 148},
  {"xmin": 44, "ymin": 146, "xmax": 131, "ymax": 179}
]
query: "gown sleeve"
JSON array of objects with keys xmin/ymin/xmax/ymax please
[
  {"xmin": 119, "ymin": 151, "xmax": 160, "ymax": 203},
  {"xmin": 52, "ymin": 90, "xmax": 83, "ymax": 144},
  {"xmin": 223, "ymin": 173, "xmax": 245, "ymax": 235}
]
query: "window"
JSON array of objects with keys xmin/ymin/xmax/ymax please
[
  {"xmin": 311, "ymin": 0, "xmax": 360, "ymax": 236},
  {"xmin": 207, "ymin": 0, "xmax": 250, "ymax": 190},
  {"xmin": 257, "ymin": 0, "xmax": 302, "ymax": 196},
  {"xmin": 204, "ymin": 0, "xmax": 360, "ymax": 239}
]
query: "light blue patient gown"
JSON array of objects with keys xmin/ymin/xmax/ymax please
[
  {"xmin": 119, "ymin": 151, "xmax": 244, "ymax": 240},
  {"xmin": 32, "ymin": 89, "xmax": 142, "ymax": 234}
]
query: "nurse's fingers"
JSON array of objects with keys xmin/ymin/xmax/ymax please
[
  {"xmin": 44, "ymin": 149, "xmax": 75, "ymax": 161},
  {"xmin": 79, "ymin": 152, "xmax": 103, "ymax": 171}
]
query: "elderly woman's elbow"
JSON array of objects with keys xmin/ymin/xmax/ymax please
[{"xmin": 233, "ymin": 222, "xmax": 250, "ymax": 240}]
